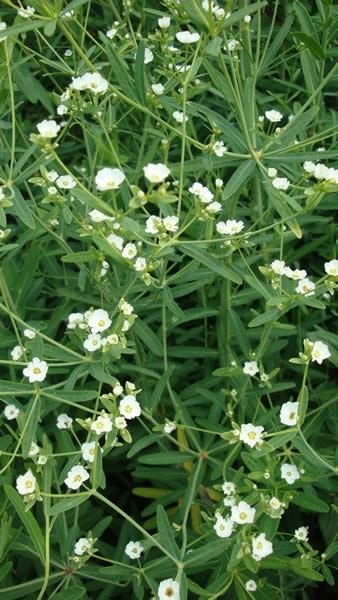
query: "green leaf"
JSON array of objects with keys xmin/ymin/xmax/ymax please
[
  {"xmin": 0, "ymin": 19, "xmax": 48, "ymax": 40},
  {"xmin": 135, "ymin": 41, "xmax": 146, "ymax": 105},
  {"xmin": 61, "ymin": 250, "xmax": 96, "ymax": 264},
  {"xmin": 138, "ymin": 452, "xmax": 192, "ymax": 465},
  {"xmin": 298, "ymin": 384, "xmax": 308, "ymax": 426},
  {"xmin": 53, "ymin": 587, "xmax": 86, "ymax": 600},
  {"xmin": 180, "ymin": 0, "xmax": 209, "ymax": 28},
  {"xmin": 133, "ymin": 318, "xmax": 163, "ymax": 357},
  {"xmin": 156, "ymin": 505, "xmax": 180, "ymax": 558},
  {"xmin": 294, "ymin": 33, "xmax": 325, "ymax": 60},
  {"xmin": 48, "ymin": 495, "xmax": 89, "ymax": 517},
  {"xmin": 100, "ymin": 35, "xmax": 137, "ymax": 100},
  {"xmin": 185, "ymin": 540, "xmax": 230, "ymax": 567},
  {"xmin": 180, "ymin": 245, "xmax": 242, "ymax": 284},
  {"xmin": 0, "ymin": 562, "xmax": 12, "ymax": 583},
  {"xmin": 222, "ymin": 160, "xmax": 256, "ymax": 202},
  {"xmin": 15, "ymin": 65, "xmax": 53, "ymax": 112},
  {"xmin": 21, "ymin": 394, "xmax": 41, "ymax": 459},
  {"xmin": 292, "ymin": 492, "xmax": 329, "ymax": 513},
  {"xmin": 4, "ymin": 485, "xmax": 45, "ymax": 563},
  {"xmin": 11, "ymin": 188, "xmax": 35, "ymax": 230}
]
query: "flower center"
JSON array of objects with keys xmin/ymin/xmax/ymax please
[
  {"xmin": 74, "ymin": 475, "xmax": 82, "ymax": 482},
  {"xmin": 239, "ymin": 512, "xmax": 247, "ymax": 520},
  {"xmin": 25, "ymin": 481, "xmax": 33, "ymax": 489},
  {"xmin": 248, "ymin": 431, "xmax": 256, "ymax": 439},
  {"xmin": 98, "ymin": 319, "xmax": 105, "ymax": 326},
  {"xmin": 33, "ymin": 367, "xmax": 41, "ymax": 374},
  {"xmin": 165, "ymin": 588, "xmax": 174, "ymax": 598}
]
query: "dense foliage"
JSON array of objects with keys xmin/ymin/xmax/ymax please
[{"xmin": 0, "ymin": 1, "xmax": 337, "ymax": 599}]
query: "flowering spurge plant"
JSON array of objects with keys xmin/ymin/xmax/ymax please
[{"xmin": 0, "ymin": 2, "xmax": 337, "ymax": 599}]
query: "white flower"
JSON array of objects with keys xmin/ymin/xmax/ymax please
[
  {"xmin": 29, "ymin": 442, "xmax": 40, "ymax": 456},
  {"xmin": 189, "ymin": 182, "xmax": 204, "ymax": 196},
  {"xmin": 303, "ymin": 161, "xmax": 316, "ymax": 173},
  {"xmin": 280, "ymin": 401, "xmax": 299, "ymax": 426},
  {"xmin": 120, "ymin": 301, "xmax": 134, "ymax": 315},
  {"xmin": 176, "ymin": 30, "xmax": 200, "ymax": 44},
  {"xmin": 240, "ymin": 423, "xmax": 264, "ymax": 448},
  {"xmin": 199, "ymin": 187, "xmax": 214, "ymax": 203},
  {"xmin": 157, "ymin": 17, "xmax": 170, "ymax": 29},
  {"xmin": 244, "ymin": 15, "xmax": 252, "ymax": 23},
  {"xmin": 214, "ymin": 515, "xmax": 233, "ymax": 538},
  {"xmin": 206, "ymin": 201, "xmax": 222, "ymax": 214},
  {"xmin": 57, "ymin": 104, "xmax": 68, "ymax": 116},
  {"xmin": 152, "ymin": 83, "xmax": 164, "ymax": 95},
  {"xmin": 67, "ymin": 313, "xmax": 85, "ymax": 329},
  {"xmin": 18, "ymin": 6, "xmax": 35, "ymax": 18},
  {"xmin": 294, "ymin": 526, "xmax": 309, "ymax": 542},
  {"xmin": 269, "ymin": 497, "xmax": 282, "ymax": 512},
  {"xmin": 216, "ymin": 220, "xmax": 244, "ymax": 235},
  {"xmin": 284, "ymin": 267, "xmax": 307, "ymax": 280},
  {"xmin": 125, "ymin": 541, "xmax": 144, "ymax": 559},
  {"xmin": 91, "ymin": 413, "xmax": 112, "ymax": 434},
  {"xmin": 119, "ymin": 395, "xmax": 141, "ymax": 419},
  {"xmin": 95, "ymin": 167, "xmax": 125, "ymax": 191},
  {"xmin": 281, "ymin": 463, "xmax": 300, "ymax": 484},
  {"xmin": 252, "ymin": 533, "xmax": 273, "ymax": 561},
  {"xmin": 313, "ymin": 163, "xmax": 330, "ymax": 180},
  {"xmin": 64, "ymin": 49, "xmax": 73, "ymax": 57},
  {"xmin": 271, "ymin": 260, "xmax": 286, "ymax": 275},
  {"xmin": 324, "ymin": 259, "xmax": 338, "ymax": 276},
  {"xmin": 16, "ymin": 470, "xmax": 36, "ymax": 495},
  {"xmin": 215, "ymin": 178, "xmax": 223, "ymax": 188},
  {"xmin": 24, "ymin": 328, "xmax": 35, "ymax": 339},
  {"xmin": 115, "ymin": 416, "xmax": 127, "ymax": 429},
  {"xmin": 87, "ymin": 309, "xmax": 112, "ymax": 333},
  {"xmin": 272, "ymin": 177, "xmax": 290, "ymax": 190},
  {"xmin": 311, "ymin": 341, "xmax": 330, "ymax": 364},
  {"xmin": 295, "ymin": 278, "xmax": 315, "ymax": 296},
  {"xmin": 11, "ymin": 345, "xmax": 24, "ymax": 361},
  {"xmin": 158, "ymin": 578, "xmax": 180, "ymax": 600},
  {"xmin": 23, "ymin": 357, "xmax": 48, "ymax": 383},
  {"xmin": 267, "ymin": 167, "xmax": 277, "ymax": 177},
  {"xmin": 134, "ymin": 257, "xmax": 147, "ymax": 272},
  {"xmin": 107, "ymin": 233, "xmax": 124, "ymax": 251},
  {"xmin": 106, "ymin": 27, "xmax": 117, "ymax": 39},
  {"xmin": 158, "ymin": 16, "xmax": 171, "ymax": 29},
  {"xmin": 231, "ymin": 501, "xmax": 256, "ymax": 524},
  {"xmin": 64, "ymin": 465, "xmax": 89, "ymax": 490},
  {"xmin": 74, "ymin": 72, "xmax": 108, "ymax": 94},
  {"xmin": 265, "ymin": 110, "xmax": 283, "ymax": 123},
  {"xmin": 225, "ymin": 39, "xmax": 239, "ymax": 51},
  {"xmin": 81, "ymin": 441, "xmax": 98, "ymax": 463},
  {"xmin": 83, "ymin": 333, "xmax": 102, "ymax": 352},
  {"xmin": 212, "ymin": 140, "xmax": 227, "ymax": 157},
  {"xmin": 173, "ymin": 110, "xmax": 188, "ymax": 123},
  {"xmin": 222, "ymin": 481, "xmax": 236, "ymax": 495},
  {"xmin": 243, "ymin": 361, "xmax": 259, "ymax": 376},
  {"xmin": 164, "ymin": 421, "xmax": 176, "ymax": 434},
  {"xmin": 223, "ymin": 495, "xmax": 236, "ymax": 507},
  {"xmin": 145, "ymin": 215, "xmax": 162, "ymax": 234},
  {"xmin": 245, "ymin": 580, "xmax": 257, "ymax": 592},
  {"xmin": 143, "ymin": 163, "xmax": 170, "ymax": 184},
  {"xmin": 56, "ymin": 413, "xmax": 73, "ymax": 429},
  {"xmin": 163, "ymin": 216, "xmax": 179, "ymax": 232},
  {"xmin": 74, "ymin": 537, "xmax": 92, "ymax": 556},
  {"xmin": 56, "ymin": 175, "xmax": 76, "ymax": 189},
  {"xmin": 122, "ymin": 243, "xmax": 137, "ymax": 260},
  {"xmin": 3, "ymin": 404, "xmax": 19, "ymax": 420},
  {"xmin": 36, "ymin": 119, "xmax": 60, "ymax": 139},
  {"xmin": 144, "ymin": 48, "xmax": 153, "ymax": 64},
  {"xmin": 89, "ymin": 209, "xmax": 115, "ymax": 223}
]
